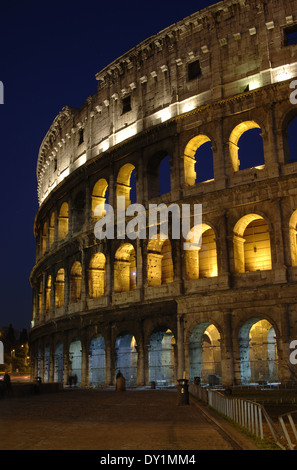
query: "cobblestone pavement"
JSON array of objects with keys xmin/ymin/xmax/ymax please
[{"xmin": 0, "ymin": 388, "xmax": 259, "ymax": 451}]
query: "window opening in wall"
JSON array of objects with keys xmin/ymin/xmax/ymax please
[
  {"xmin": 159, "ymin": 155, "xmax": 171, "ymax": 195},
  {"xmin": 189, "ymin": 323, "xmax": 221, "ymax": 384},
  {"xmin": 130, "ymin": 168, "xmax": 136, "ymax": 204},
  {"xmin": 78, "ymin": 128, "xmax": 84, "ymax": 145},
  {"xmin": 237, "ymin": 128, "xmax": 265, "ymax": 170},
  {"xmin": 122, "ymin": 95, "xmax": 131, "ymax": 114},
  {"xmin": 287, "ymin": 116, "xmax": 297, "ymax": 163},
  {"xmin": 148, "ymin": 152, "xmax": 171, "ymax": 199},
  {"xmin": 284, "ymin": 25, "xmax": 297, "ymax": 46},
  {"xmin": 188, "ymin": 60, "xmax": 202, "ymax": 81},
  {"xmin": 195, "ymin": 141, "xmax": 214, "ymax": 183}
]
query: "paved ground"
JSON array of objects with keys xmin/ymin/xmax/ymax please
[{"xmin": 0, "ymin": 387, "xmax": 260, "ymax": 452}]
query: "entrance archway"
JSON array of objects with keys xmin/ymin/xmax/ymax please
[
  {"xmin": 115, "ymin": 333, "xmax": 138, "ymax": 386},
  {"xmin": 239, "ymin": 318, "xmax": 278, "ymax": 384},
  {"xmin": 89, "ymin": 334, "xmax": 106, "ymax": 386},
  {"xmin": 189, "ymin": 323, "xmax": 221, "ymax": 384},
  {"xmin": 148, "ymin": 329, "xmax": 175, "ymax": 386},
  {"xmin": 69, "ymin": 339, "xmax": 82, "ymax": 385},
  {"xmin": 54, "ymin": 342, "xmax": 63, "ymax": 383}
]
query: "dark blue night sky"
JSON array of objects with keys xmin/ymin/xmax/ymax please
[
  {"xmin": 1, "ymin": 0, "xmax": 295, "ymax": 331},
  {"xmin": 0, "ymin": 0, "xmax": 218, "ymax": 330}
]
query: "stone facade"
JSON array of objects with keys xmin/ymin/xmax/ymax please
[{"xmin": 30, "ymin": 0, "xmax": 297, "ymax": 387}]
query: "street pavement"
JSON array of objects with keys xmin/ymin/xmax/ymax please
[{"xmin": 0, "ymin": 387, "xmax": 260, "ymax": 452}]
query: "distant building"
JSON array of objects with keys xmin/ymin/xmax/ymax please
[{"xmin": 30, "ymin": 0, "xmax": 297, "ymax": 387}]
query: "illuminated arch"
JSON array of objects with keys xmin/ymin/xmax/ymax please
[
  {"xmin": 58, "ymin": 202, "xmax": 69, "ymax": 240},
  {"xmin": 185, "ymin": 224, "xmax": 218, "ymax": 280},
  {"xmin": 239, "ymin": 318, "xmax": 278, "ymax": 384},
  {"xmin": 91, "ymin": 178, "xmax": 108, "ymax": 218},
  {"xmin": 70, "ymin": 261, "xmax": 82, "ymax": 302},
  {"xmin": 114, "ymin": 243, "xmax": 136, "ymax": 292},
  {"xmin": 184, "ymin": 135, "xmax": 213, "ymax": 186},
  {"xmin": 45, "ymin": 275, "xmax": 51, "ymax": 312},
  {"xmin": 233, "ymin": 214, "xmax": 272, "ymax": 273},
  {"xmin": 55, "ymin": 268, "xmax": 65, "ymax": 307},
  {"xmin": 229, "ymin": 121, "xmax": 264, "ymax": 171},
  {"xmin": 189, "ymin": 323, "xmax": 221, "ymax": 384},
  {"xmin": 88, "ymin": 252, "xmax": 106, "ymax": 298},
  {"xmin": 147, "ymin": 236, "xmax": 173, "ymax": 286},
  {"xmin": 116, "ymin": 163, "xmax": 136, "ymax": 209}
]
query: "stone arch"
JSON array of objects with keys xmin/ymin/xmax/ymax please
[
  {"xmin": 54, "ymin": 341, "xmax": 63, "ymax": 383},
  {"xmin": 233, "ymin": 213, "xmax": 272, "ymax": 273},
  {"xmin": 91, "ymin": 178, "xmax": 108, "ymax": 218},
  {"xmin": 58, "ymin": 202, "xmax": 69, "ymax": 240},
  {"xmin": 239, "ymin": 318, "xmax": 279, "ymax": 384},
  {"xmin": 70, "ymin": 261, "xmax": 82, "ymax": 302},
  {"xmin": 41, "ymin": 222, "xmax": 47, "ymax": 255},
  {"xmin": 229, "ymin": 121, "xmax": 264, "ymax": 171},
  {"xmin": 281, "ymin": 108, "xmax": 297, "ymax": 163},
  {"xmin": 147, "ymin": 151, "xmax": 171, "ymax": 199},
  {"xmin": 184, "ymin": 134, "xmax": 214, "ymax": 186},
  {"xmin": 49, "ymin": 212, "xmax": 55, "ymax": 247},
  {"xmin": 115, "ymin": 332, "xmax": 138, "ymax": 386},
  {"xmin": 55, "ymin": 268, "xmax": 65, "ymax": 307},
  {"xmin": 189, "ymin": 322, "xmax": 222, "ymax": 384},
  {"xmin": 147, "ymin": 237, "xmax": 173, "ymax": 286},
  {"xmin": 185, "ymin": 223, "xmax": 218, "ymax": 279},
  {"xmin": 89, "ymin": 334, "xmax": 106, "ymax": 386},
  {"xmin": 88, "ymin": 252, "xmax": 106, "ymax": 298},
  {"xmin": 69, "ymin": 338, "xmax": 82, "ymax": 385},
  {"xmin": 116, "ymin": 163, "xmax": 136, "ymax": 208},
  {"xmin": 148, "ymin": 328, "xmax": 176, "ymax": 386},
  {"xmin": 45, "ymin": 275, "xmax": 51, "ymax": 311},
  {"xmin": 37, "ymin": 279, "xmax": 43, "ymax": 316},
  {"xmin": 114, "ymin": 243, "xmax": 136, "ymax": 292},
  {"xmin": 289, "ymin": 209, "xmax": 297, "ymax": 266}
]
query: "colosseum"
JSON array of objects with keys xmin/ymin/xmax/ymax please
[{"xmin": 30, "ymin": 0, "xmax": 297, "ymax": 388}]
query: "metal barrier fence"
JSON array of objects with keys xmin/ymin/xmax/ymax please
[
  {"xmin": 189, "ymin": 384, "xmax": 286, "ymax": 449},
  {"xmin": 278, "ymin": 410, "xmax": 297, "ymax": 450}
]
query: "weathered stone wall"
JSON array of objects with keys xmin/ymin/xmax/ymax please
[{"xmin": 30, "ymin": 0, "xmax": 297, "ymax": 387}]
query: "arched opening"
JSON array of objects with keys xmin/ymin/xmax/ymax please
[
  {"xmin": 189, "ymin": 323, "xmax": 221, "ymax": 384},
  {"xmin": 147, "ymin": 237, "xmax": 174, "ymax": 286},
  {"xmin": 54, "ymin": 342, "xmax": 63, "ymax": 383},
  {"xmin": 115, "ymin": 333, "xmax": 138, "ymax": 386},
  {"xmin": 283, "ymin": 114, "xmax": 297, "ymax": 163},
  {"xmin": 72, "ymin": 191, "xmax": 85, "ymax": 233},
  {"xmin": 41, "ymin": 222, "xmax": 47, "ymax": 255},
  {"xmin": 88, "ymin": 253, "xmax": 106, "ymax": 298},
  {"xmin": 58, "ymin": 202, "xmax": 69, "ymax": 240},
  {"xmin": 44, "ymin": 344, "xmax": 50, "ymax": 382},
  {"xmin": 289, "ymin": 210, "xmax": 297, "ymax": 266},
  {"xmin": 55, "ymin": 268, "xmax": 65, "ymax": 308},
  {"xmin": 229, "ymin": 121, "xmax": 264, "ymax": 171},
  {"xmin": 116, "ymin": 163, "xmax": 136, "ymax": 208},
  {"xmin": 184, "ymin": 135, "xmax": 214, "ymax": 186},
  {"xmin": 89, "ymin": 334, "xmax": 105, "ymax": 387},
  {"xmin": 147, "ymin": 152, "xmax": 171, "ymax": 199},
  {"xmin": 70, "ymin": 261, "xmax": 82, "ymax": 303},
  {"xmin": 185, "ymin": 224, "xmax": 218, "ymax": 280},
  {"xmin": 49, "ymin": 212, "xmax": 55, "ymax": 247},
  {"xmin": 37, "ymin": 279, "xmax": 43, "ymax": 316},
  {"xmin": 114, "ymin": 244, "xmax": 136, "ymax": 292},
  {"xmin": 69, "ymin": 339, "xmax": 82, "ymax": 385},
  {"xmin": 148, "ymin": 329, "xmax": 175, "ymax": 386},
  {"xmin": 239, "ymin": 318, "xmax": 278, "ymax": 384},
  {"xmin": 45, "ymin": 275, "xmax": 51, "ymax": 312},
  {"xmin": 233, "ymin": 214, "xmax": 272, "ymax": 273},
  {"xmin": 91, "ymin": 178, "xmax": 109, "ymax": 218}
]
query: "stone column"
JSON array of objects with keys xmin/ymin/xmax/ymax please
[
  {"xmin": 81, "ymin": 336, "xmax": 89, "ymax": 387},
  {"xmin": 177, "ymin": 314, "xmax": 185, "ymax": 379},
  {"xmin": 221, "ymin": 311, "xmax": 235, "ymax": 387}
]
